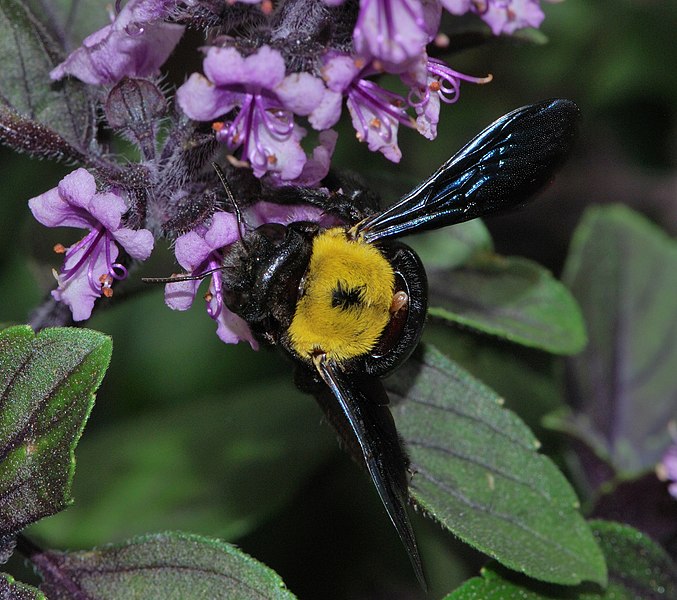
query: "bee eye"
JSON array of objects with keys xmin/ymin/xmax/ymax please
[{"xmin": 256, "ymin": 223, "xmax": 287, "ymax": 245}]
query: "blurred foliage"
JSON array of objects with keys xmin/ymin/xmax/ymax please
[{"xmin": 1, "ymin": 0, "xmax": 675, "ymax": 598}]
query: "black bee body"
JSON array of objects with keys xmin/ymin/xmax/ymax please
[{"xmin": 151, "ymin": 99, "xmax": 580, "ymax": 588}]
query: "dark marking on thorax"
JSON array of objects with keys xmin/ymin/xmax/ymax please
[{"xmin": 331, "ymin": 281, "xmax": 366, "ymax": 310}]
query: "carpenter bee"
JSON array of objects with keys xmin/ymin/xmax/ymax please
[{"xmin": 148, "ymin": 99, "xmax": 579, "ymax": 587}]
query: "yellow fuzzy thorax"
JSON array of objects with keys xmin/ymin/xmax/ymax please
[{"xmin": 288, "ymin": 227, "xmax": 395, "ymax": 362}]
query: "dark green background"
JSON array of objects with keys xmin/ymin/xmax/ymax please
[{"xmin": 1, "ymin": 1, "xmax": 675, "ymax": 598}]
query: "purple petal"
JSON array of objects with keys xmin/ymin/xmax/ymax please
[
  {"xmin": 87, "ymin": 192, "xmax": 127, "ymax": 232},
  {"xmin": 308, "ymin": 88, "xmax": 343, "ymax": 130},
  {"xmin": 28, "ymin": 168, "xmax": 99, "ymax": 229},
  {"xmin": 51, "ymin": 20, "xmax": 184, "ymax": 85},
  {"xmin": 29, "ymin": 187, "xmax": 93, "ymax": 230},
  {"xmin": 53, "ymin": 237, "xmax": 118, "ymax": 321},
  {"xmin": 322, "ymin": 55, "xmax": 360, "ymax": 92},
  {"xmin": 248, "ymin": 122, "xmax": 307, "ymax": 181},
  {"xmin": 248, "ymin": 200, "xmax": 330, "ymax": 227},
  {"xmin": 176, "ymin": 73, "xmax": 240, "ymax": 121},
  {"xmin": 165, "ymin": 278, "xmax": 201, "ymax": 311},
  {"xmin": 415, "ymin": 91, "xmax": 439, "ymax": 140},
  {"xmin": 661, "ymin": 444, "xmax": 677, "ymax": 481},
  {"xmin": 440, "ymin": 0, "xmax": 471, "ymax": 15},
  {"xmin": 203, "ymin": 46, "xmax": 286, "ymax": 89},
  {"xmin": 50, "ymin": 26, "xmax": 114, "ymax": 84},
  {"xmin": 174, "ymin": 230, "xmax": 214, "ymax": 271},
  {"xmin": 215, "ymin": 305, "xmax": 259, "ymax": 349},
  {"xmin": 268, "ymin": 129, "xmax": 338, "ymax": 187},
  {"xmin": 346, "ymin": 84, "xmax": 409, "ymax": 162},
  {"xmin": 112, "ymin": 227, "xmax": 155, "ymax": 260},
  {"xmin": 204, "ymin": 211, "xmax": 240, "ymax": 250},
  {"xmin": 58, "ymin": 168, "xmax": 97, "ymax": 209},
  {"xmin": 353, "ymin": 0, "xmax": 439, "ymax": 67},
  {"xmin": 129, "ymin": 0, "xmax": 178, "ymax": 21},
  {"xmin": 275, "ymin": 72, "xmax": 326, "ymax": 116},
  {"xmin": 483, "ymin": 0, "xmax": 545, "ymax": 35}
]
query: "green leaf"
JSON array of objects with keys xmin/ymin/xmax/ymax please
[
  {"xmin": 388, "ymin": 345, "xmax": 607, "ymax": 586},
  {"xmin": 560, "ymin": 205, "xmax": 677, "ymax": 475},
  {"xmin": 428, "ymin": 254, "xmax": 587, "ymax": 355},
  {"xmin": 589, "ymin": 520, "xmax": 677, "ymax": 599},
  {"xmin": 0, "ymin": 573, "xmax": 45, "ymax": 600},
  {"xmin": 406, "ymin": 221, "xmax": 493, "ymax": 271},
  {"xmin": 590, "ymin": 520, "xmax": 677, "ymax": 600},
  {"xmin": 0, "ymin": 0, "xmax": 92, "ymax": 153},
  {"xmin": 446, "ymin": 520, "xmax": 677, "ymax": 599},
  {"xmin": 0, "ymin": 326, "xmax": 112, "ymax": 551},
  {"xmin": 24, "ymin": 0, "xmax": 110, "ymax": 50},
  {"xmin": 33, "ymin": 532, "xmax": 296, "ymax": 600},
  {"xmin": 29, "ymin": 378, "xmax": 335, "ymax": 548},
  {"xmin": 423, "ymin": 323, "xmax": 561, "ymax": 430}
]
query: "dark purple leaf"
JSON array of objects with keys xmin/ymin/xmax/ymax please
[
  {"xmin": 0, "ymin": 0, "xmax": 94, "ymax": 157},
  {"xmin": 388, "ymin": 345, "xmax": 607, "ymax": 586},
  {"xmin": 0, "ymin": 326, "xmax": 111, "ymax": 553},
  {"xmin": 558, "ymin": 206, "xmax": 677, "ymax": 481},
  {"xmin": 590, "ymin": 473, "xmax": 677, "ymax": 552},
  {"xmin": 32, "ymin": 532, "xmax": 296, "ymax": 599},
  {"xmin": 428, "ymin": 254, "xmax": 586, "ymax": 355}
]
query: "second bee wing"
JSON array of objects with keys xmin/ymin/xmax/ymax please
[
  {"xmin": 312, "ymin": 354, "xmax": 426, "ymax": 589},
  {"xmin": 357, "ymin": 99, "xmax": 580, "ymax": 243}
]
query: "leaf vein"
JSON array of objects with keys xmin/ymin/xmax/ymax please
[
  {"xmin": 406, "ymin": 438, "xmax": 553, "ymax": 500},
  {"xmin": 412, "ymin": 465, "xmax": 582, "ymax": 561}
]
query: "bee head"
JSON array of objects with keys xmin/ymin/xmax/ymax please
[{"xmin": 221, "ymin": 221, "xmax": 320, "ymax": 342}]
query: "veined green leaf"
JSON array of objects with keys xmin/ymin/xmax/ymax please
[
  {"xmin": 34, "ymin": 532, "xmax": 296, "ymax": 600},
  {"xmin": 0, "ymin": 326, "xmax": 111, "ymax": 557},
  {"xmin": 446, "ymin": 520, "xmax": 677, "ymax": 599},
  {"xmin": 428, "ymin": 254, "xmax": 587, "ymax": 355},
  {"xmin": 388, "ymin": 345, "xmax": 606, "ymax": 586}
]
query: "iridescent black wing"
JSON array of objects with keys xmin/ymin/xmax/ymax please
[
  {"xmin": 311, "ymin": 355, "xmax": 426, "ymax": 589},
  {"xmin": 356, "ymin": 99, "xmax": 579, "ymax": 243}
]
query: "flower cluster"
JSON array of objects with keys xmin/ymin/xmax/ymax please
[{"xmin": 27, "ymin": 0, "xmax": 559, "ymax": 340}]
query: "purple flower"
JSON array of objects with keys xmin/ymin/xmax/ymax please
[
  {"xmin": 28, "ymin": 168, "xmax": 154, "ymax": 321},
  {"xmin": 164, "ymin": 200, "xmax": 337, "ymax": 346},
  {"xmin": 323, "ymin": 55, "xmax": 414, "ymax": 162},
  {"xmin": 353, "ymin": 0, "xmax": 441, "ymax": 68},
  {"xmin": 658, "ymin": 441, "xmax": 677, "ymax": 500},
  {"xmin": 405, "ymin": 57, "xmax": 492, "ymax": 139},
  {"xmin": 266, "ymin": 130, "xmax": 339, "ymax": 187},
  {"xmin": 164, "ymin": 211, "xmax": 258, "ymax": 347},
  {"xmin": 177, "ymin": 46, "xmax": 329, "ymax": 181},
  {"xmin": 50, "ymin": 0, "xmax": 184, "ymax": 85},
  {"xmin": 442, "ymin": 0, "xmax": 549, "ymax": 35}
]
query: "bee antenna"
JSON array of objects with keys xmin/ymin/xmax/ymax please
[
  {"xmin": 142, "ymin": 265, "xmax": 226, "ymax": 285},
  {"xmin": 212, "ymin": 162, "xmax": 247, "ymax": 245}
]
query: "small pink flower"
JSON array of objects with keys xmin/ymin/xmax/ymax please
[
  {"xmin": 29, "ymin": 168, "xmax": 154, "ymax": 321},
  {"xmin": 441, "ymin": 0, "xmax": 550, "ymax": 36},
  {"xmin": 177, "ymin": 46, "xmax": 332, "ymax": 182},
  {"xmin": 50, "ymin": 0, "xmax": 184, "ymax": 85},
  {"xmin": 164, "ymin": 211, "xmax": 258, "ymax": 347},
  {"xmin": 353, "ymin": 0, "xmax": 441, "ymax": 68}
]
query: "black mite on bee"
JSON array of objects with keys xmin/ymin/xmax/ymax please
[{"xmin": 145, "ymin": 99, "xmax": 580, "ymax": 588}]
